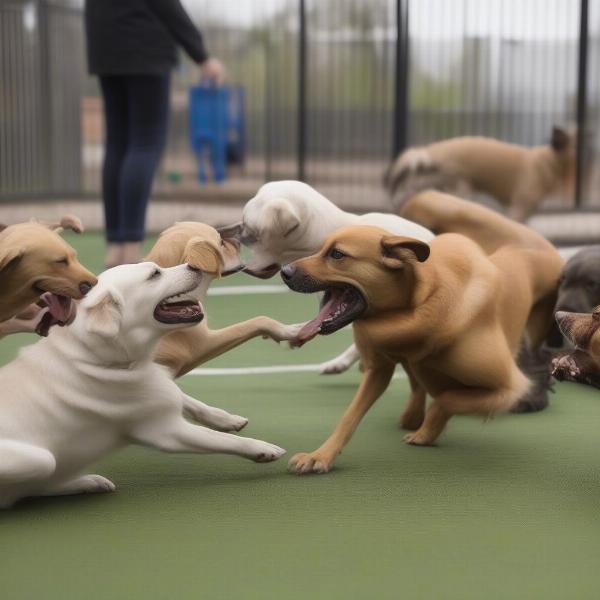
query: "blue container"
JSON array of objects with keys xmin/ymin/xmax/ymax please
[{"xmin": 189, "ymin": 84, "xmax": 245, "ymax": 183}]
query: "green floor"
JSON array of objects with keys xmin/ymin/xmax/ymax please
[{"xmin": 1, "ymin": 233, "xmax": 599, "ymax": 599}]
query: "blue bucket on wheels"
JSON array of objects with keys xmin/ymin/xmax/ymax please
[{"xmin": 189, "ymin": 84, "xmax": 245, "ymax": 183}]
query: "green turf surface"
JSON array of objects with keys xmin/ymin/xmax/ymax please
[{"xmin": 1, "ymin": 233, "xmax": 599, "ymax": 599}]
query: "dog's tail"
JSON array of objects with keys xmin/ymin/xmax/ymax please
[
  {"xmin": 384, "ymin": 148, "xmax": 451, "ymax": 212},
  {"xmin": 384, "ymin": 148, "xmax": 434, "ymax": 190}
]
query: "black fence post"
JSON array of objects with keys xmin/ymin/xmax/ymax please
[
  {"xmin": 264, "ymin": 29, "xmax": 272, "ymax": 182},
  {"xmin": 37, "ymin": 0, "xmax": 53, "ymax": 190},
  {"xmin": 575, "ymin": 0, "xmax": 589, "ymax": 209},
  {"xmin": 297, "ymin": 0, "xmax": 307, "ymax": 181},
  {"xmin": 392, "ymin": 0, "xmax": 409, "ymax": 158}
]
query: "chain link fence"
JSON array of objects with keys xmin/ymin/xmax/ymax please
[{"xmin": 1, "ymin": 0, "xmax": 599, "ymax": 213}]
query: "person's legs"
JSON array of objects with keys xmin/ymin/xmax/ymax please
[
  {"xmin": 99, "ymin": 76, "xmax": 128, "ymax": 266},
  {"xmin": 118, "ymin": 74, "xmax": 171, "ymax": 262}
]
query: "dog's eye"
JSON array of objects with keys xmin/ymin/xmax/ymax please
[
  {"xmin": 329, "ymin": 248, "xmax": 346, "ymax": 260},
  {"xmin": 55, "ymin": 257, "xmax": 69, "ymax": 266},
  {"xmin": 149, "ymin": 268, "xmax": 161, "ymax": 280}
]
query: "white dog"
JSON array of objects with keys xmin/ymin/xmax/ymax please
[
  {"xmin": 0, "ymin": 262, "xmax": 285, "ymax": 508},
  {"xmin": 223, "ymin": 181, "xmax": 434, "ymax": 374}
]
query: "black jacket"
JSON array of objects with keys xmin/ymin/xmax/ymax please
[{"xmin": 84, "ymin": 0, "xmax": 209, "ymax": 75}]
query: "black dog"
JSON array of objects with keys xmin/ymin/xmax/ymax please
[{"xmin": 546, "ymin": 245, "xmax": 600, "ymax": 348}]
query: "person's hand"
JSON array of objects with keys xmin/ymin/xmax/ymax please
[{"xmin": 200, "ymin": 57, "xmax": 225, "ymax": 86}]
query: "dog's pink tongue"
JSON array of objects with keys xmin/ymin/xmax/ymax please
[
  {"xmin": 295, "ymin": 295, "xmax": 337, "ymax": 346},
  {"xmin": 40, "ymin": 292, "xmax": 76, "ymax": 325}
]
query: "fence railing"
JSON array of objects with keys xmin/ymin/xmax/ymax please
[{"xmin": 1, "ymin": 0, "xmax": 599, "ymax": 213}]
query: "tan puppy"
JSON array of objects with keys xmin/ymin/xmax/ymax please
[
  {"xmin": 149, "ymin": 222, "xmax": 301, "ymax": 377},
  {"xmin": 0, "ymin": 216, "xmax": 97, "ymax": 330},
  {"xmin": 386, "ymin": 127, "xmax": 575, "ymax": 221},
  {"xmin": 552, "ymin": 307, "xmax": 600, "ymax": 389},
  {"xmin": 281, "ymin": 219, "xmax": 562, "ymax": 474}
]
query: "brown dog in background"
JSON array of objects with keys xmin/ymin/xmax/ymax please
[
  {"xmin": 552, "ymin": 307, "xmax": 600, "ymax": 389},
  {"xmin": 281, "ymin": 196, "xmax": 562, "ymax": 474},
  {"xmin": 149, "ymin": 222, "xmax": 301, "ymax": 378},
  {"xmin": 385, "ymin": 127, "xmax": 575, "ymax": 222},
  {"xmin": 0, "ymin": 216, "xmax": 97, "ymax": 336}
]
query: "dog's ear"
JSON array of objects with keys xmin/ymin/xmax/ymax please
[
  {"xmin": 264, "ymin": 198, "xmax": 300, "ymax": 238},
  {"xmin": 551, "ymin": 126, "xmax": 570, "ymax": 152},
  {"xmin": 0, "ymin": 246, "xmax": 24, "ymax": 275},
  {"xmin": 85, "ymin": 288, "xmax": 123, "ymax": 338},
  {"xmin": 43, "ymin": 214, "xmax": 85, "ymax": 234},
  {"xmin": 380, "ymin": 236, "xmax": 430, "ymax": 270},
  {"xmin": 184, "ymin": 236, "xmax": 223, "ymax": 276},
  {"xmin": 216, "ymin": 222, "xmax": 243, "ymax": 239}
]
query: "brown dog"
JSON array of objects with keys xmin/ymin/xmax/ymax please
[
  {"xmin": 400, "ymin": 190, "xmax": 563, "ymax": 413},
  {"xmin": 552, "ymin": 307, "xmax": 600, "ymax": 389},
  {"xmin": 149, "ymin": 222, "xmax": 301, "ymax": 377},
  {"xmin": 0, "ymin": 216, "xmax": 97, "ymax": 334},
  {"xmin": 281, "ymin": 214, "xmax": 562, "ymax": 473},
  {"xmin": 386, "ymin": 127, "xmax": 575, "ymax": 222}
]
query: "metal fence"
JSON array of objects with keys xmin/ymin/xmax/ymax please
[{"xmin": 1, "ymin": 0, "xmax": 599, "ymax": 212}]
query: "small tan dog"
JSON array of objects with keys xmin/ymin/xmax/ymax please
[
  {"xmin": 148, "ymin": 222, "xmax": 302, "ymax": 377},
  {"xmin": 281, "ymin": 197, "xmax": 562, "ymax": 474},
  {"xmin": 386, "ymin": 127, "xmax": 575, "ymax": 221},
  {"xmin": 0, "ymin": 216, "xmax": 97, "ymax": 335},
  {"xmin": 552, "ymin": 306, "xmax": 600, "ymax": 389}
]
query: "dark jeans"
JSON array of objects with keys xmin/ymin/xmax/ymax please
[{"xmin": 99, "ymin": 74, "xmax": 170, "ymax": 242}]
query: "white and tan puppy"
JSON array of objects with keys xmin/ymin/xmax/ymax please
[
  {"xmin": 149, "ymin": 222, "xmax": 303, "ymax": 378},
  {"xmin": 223, "ymin": 180, "xmax": 434, "ymax": 374},
  {"xmin": 0, "ymin": 262, "xmax": 285, "ymax": 509}
]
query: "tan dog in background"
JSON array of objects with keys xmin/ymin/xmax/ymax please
[
  {"xmin": 386, "ymin": 127, "xmax": 575, "ymax": 221},
  {"xmin": 149, "ymin": 222, "xmax": 301, "ymax": 377},
  {"xmin": 0, "ymin": 216, "xmax": 97, "ymax": 336},
  {"xmin": 281, "ymin": 200, "xmax": 562, "ymax": 474}
]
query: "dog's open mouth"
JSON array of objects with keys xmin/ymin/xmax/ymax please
[
  {"xmin": 296, "ymin": 285, "xmax": 366, "ymax": 346},
  {"xmin": 154, "ymin": 292, "xmax": 204, "ymax": 325},
  {"xmin": 36, "ymin": 292, "xmax": 76, "ymax": 337}
]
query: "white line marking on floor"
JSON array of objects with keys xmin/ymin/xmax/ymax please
[
  {"xmin": 186, "ymin": 364, "xmax": 406, "ymax": 378},
  {"xmin": 208, "ymin": 285, "xmax": 289, "ymax": 296}
]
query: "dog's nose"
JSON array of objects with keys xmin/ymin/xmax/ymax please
[
  {"xmin": 187, "ymin": 264, "xmax": 201, "ymax": 273},
  {"xmin": 280, "ymin": 264, "xmax": 296, "ymax": 282},
  {"xmin": 79, "ymin": 282, "xmax": 93, "ymax": 296}
]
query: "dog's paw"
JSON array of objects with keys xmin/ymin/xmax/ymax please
[
  {"xmin": 76, "ymin": 474, "xmax": 116, "ymax": 494},
  {"xmin": 246, "ymin": 440, "xmax": 286, "ymax": 463},
  {"xmin": 319, "ymin": 357, "xmax": 353, "ymax": 375},
  {"xmin": 287, "ymin": 451, "xmax": 333, "ymax": 475},
  {"xmin": 551, "ymin": 355, "xmax": 580, "ymax": 379},
  {"xmin": 263, "ymin": 321, "xmax": 307, "ymax": 346},
  {"xmin": 210, "ymin": 410, "xmax": 249, "ymax": 432},
  {"xmin": 184, "ymin": 402, "xmax": 249, "ymax": 432},
  {"xmin": 403, "ymin": 431, "xmax": 436, "ymax": 446},
  {"xmin": 399, "ymin": 408, "xmax": 425, "ymax": 431},
  {"xmin": 222, "ymin": 414, "xmax": 249, "ymax": 432}
]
